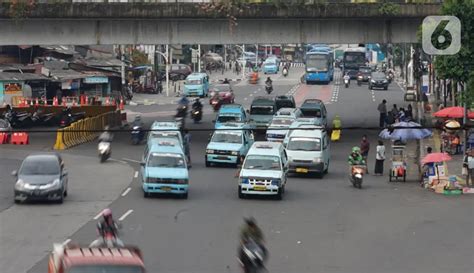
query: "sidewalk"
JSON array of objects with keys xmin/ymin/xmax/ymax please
[{"xmin": 418, "ymin": 92, "xmax": 467, "ymax": 186}]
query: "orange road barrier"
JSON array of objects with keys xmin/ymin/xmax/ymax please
[
  {"xmin": 62, "ymin": 97, "xmax": 67, "ymax": 106},
  {"xmin": 10, "ymin": 132, "xmax": 29, "ymax": 145},
  {"xmin": 119, "ymin": 97, "xmax": 124, "ymax": 110},
  {"xmin": 0, "ymin": 132, "xmax": 9, "ymax": 144}
]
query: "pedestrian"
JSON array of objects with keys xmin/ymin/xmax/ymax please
[
  {"xmin": 427, "ymin": 146, "xmax": 432, "ymax": 154},
  {"xmin": 360, "ymin": 135, "xmax": 370, "ymax": 174},
  {"xmin": 377, "ymin": 99, "xmax": 387, "ymax": 127},
  {"xmin": 374, "ymin": 140, "xmax": 385, "ymax": 175},
  {"xmin": 183, "ymin": 129, "xmax": 192, "ymax": 168},
  {"xmin": 405, "ymin": 104, "xmax": 413, "ymax": 119},
  {"xmin": 229, "ymin": 61, "xmax": 232, "ymax": 71}
]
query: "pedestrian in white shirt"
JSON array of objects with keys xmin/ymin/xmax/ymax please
[{"xmin": 374, "ymin": 140, "xmax": 385, "ymax": 175}]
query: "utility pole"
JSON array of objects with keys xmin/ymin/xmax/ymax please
[
  {"xmin": 198, "ymin": 44, "xmax": 201, "ymax": 73},
  {"xmin": 224, "ymin": 44, "xmax": 227, "ymax": 70},
  {"xmin": 242, "ymin": 44, "xmax": 246, "ymax": 79},
  {"xmin": 120, "ymin": 45, "xmax": 125, "ymax": 87},
  {"xmin": 165, "ymin": 44, "xmax": 170, "ymax": 97},
  {"xmin": 255, "ymin": 44, "xmax": 259, "ymax": 68}
]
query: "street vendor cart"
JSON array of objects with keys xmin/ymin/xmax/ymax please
[{"xmin": 389, "ymin": 144, "xmax": 407, "ymax": 182}]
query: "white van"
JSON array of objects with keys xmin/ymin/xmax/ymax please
[{"xmin": 285, "ymin": 128, "xmax": 330, "ymax": 177}]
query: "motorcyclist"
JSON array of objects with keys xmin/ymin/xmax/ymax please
[
  {"xmin": 178, "ymin": 95, "xmax": 189, "ymax": 108},
  {"xmin": 265, "ymin": 77, "xmax": 272, "ymax": 85},
  {"xmin": 343, "ymin": 73, "xmax": 350, "ymax": 83},
  {"xmin": 348, "ymin": 146, "xmax": 365, "ymax": 166},
  {"xmin": 239, "ymin": 217, "xmax": 267, "ymax": 270},
  {"xmin": 131, "ymin": 115, "xmax": 144, "ymax": 128},
  {"xmin": 90, "ymin": 208, "xmax": 124, "ymax": 247},
  {"xmin": 222, "ymin": 78, "xmax": 230, "ymax": 84},
  {"xmin": 99, "ymin": 125, "xmax": 113, "ymax": 143},
  {"xmin": 192, "ymin": 98, "xmax": 203, "ymax": 110}
]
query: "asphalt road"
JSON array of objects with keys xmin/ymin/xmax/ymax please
[{"xmin": 2, "ymin": 68, "xmax": 472, "ymax": 273}]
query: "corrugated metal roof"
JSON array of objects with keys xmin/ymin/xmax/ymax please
[
  {"xmin": 0, "ymin": 72, "xmax": 47, "ymax": 81},
  {"xmin": 40, "ymin": 45, "xmax": 78, "ymax": 55}
]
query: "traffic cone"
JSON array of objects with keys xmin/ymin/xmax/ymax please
[
  {"xmin": 72, "ymin": 98, "xmax": 77, "ymax": 106},
  {"xmin": 30, "ymin": 98, "xmax": 34, "ymax": 106},
  {"xmin": 35, "ymin": 98, "xmax": 39, "ymax": 106},
  {"xmin": 105, "ymin": 97, "xmax": 110, "ymax": 106},
  {"xmin": 53, "ymin": 97, "xmax": 58, "ymax": 106},
  {"xmin": 119, "ymin": 97, "xmax": 124, "ymax": 110},
  {"xmin": 62, "ymin": 97, "xmax": 66, "ymax": 106}
]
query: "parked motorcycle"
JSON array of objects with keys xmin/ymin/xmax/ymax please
[
  {"xmin": 98, "ymin": 141, "xmax": 111, "ymax": 163},
  {"xmin": 239, "ymin": 239, "xmax": 266, "ymax": 273},
  {"xmin": 131, "ymin": 126, "xmax": 145, "ymax": 145},
  {"xmin": 59, "ymin": 110, "xmax": 86, "ymax": 128},
  {"xmin": 4, "ymin": 111, "xmax": 32, "ymax": 128},
  {"xmin": 31, "ymin": 109, "xmax": 56, "ymax": 126},
  {"xmin": 349, "ymin": 165, "xmax": 366, "ymax": 189},
  {"xmin": 191, "ymin": 106, "xmax": 203, "ymax": 123}
]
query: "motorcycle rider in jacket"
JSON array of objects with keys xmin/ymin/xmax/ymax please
[
  {"xmin": 239, "ymin": 217, "xmax": 267, "ymax": 267},
  {"xmin": 90, "ymin": 208, "xmax": 124, "ymax": 247}
]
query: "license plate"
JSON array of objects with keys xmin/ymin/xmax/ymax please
[
  {"xmin": 160, "ymin": 187, "xmax": 172, "ymax": 192},
  {"xmin": 296, "ymin": 168, "xmax": 308, "ymax": 173},
  {"xmin": 253, "ymin": 186, "xmax": 266, "ymax": 191},
  {"xmin": 217, "ymin": 156, "xmax": 228, "ymax": 160}
]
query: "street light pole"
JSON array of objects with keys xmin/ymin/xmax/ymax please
[
  {"xmin": 164, "ymin": 45, "xmax": 170, "ymax": 97},
  {"xmin": 198, "ymin": 44, "xmax": 201, "ymax": 73}
]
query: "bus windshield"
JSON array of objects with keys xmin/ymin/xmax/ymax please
[
  {"xmin": 306, "ymin": 55, "xmax": 328, "ymax": 71},
  {"xmin": 343, "ymin": 52, "xmax": 366, "ymax": 68}
]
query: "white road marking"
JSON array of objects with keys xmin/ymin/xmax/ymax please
[
  {"xmin": 118, "ymin": 209, "xmax": 134, "ymax": 221},
  {"xmin": 62, "ymin": 239, "xmax": 71, "ymax": 246},
  {"xmin": 134, "ymin": 171, "xmax": 139, "ymax": 178},
  {"xmin": 122, "ymin": 158, "xmax": 142, "ymax": 164},
  {"xmin": 109, "ymin": 158, "xmax": 127, "ymax": 164},
  {"xmin": 249, "ymin": 94, "xmax": 253, "ymax": 97},
  {"xmin": 121, "ymin": 187, "xmax": 132, "ymax": 197},
  {"xmin": 93, "ymin": 211, "xmax": 103, "ymax": 220},
  {"xmin": 244, "ymin": 97, "xmax": 248, "ymax": 100}
]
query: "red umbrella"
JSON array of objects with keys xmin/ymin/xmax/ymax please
[
  {"xmin": 422, "ymin": 152, "xmax": 452, "ymax": 164},
  {"xmin": 433, "ymin": 106, "xmax": 474, "ymax": 119}
]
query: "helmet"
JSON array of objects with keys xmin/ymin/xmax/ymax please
[
  {"xmin": 244, "ymin": 217, "xmax": 256, "ymax": 226},
  {"xmin": 352, "ymin": 147, "xmax": 361, "ymax": 153},
  {"xmin": 102, "ymin": 208, "xmax": 112, "ymax": 217},
  {"xmin": 195, "ymin": 98, "xmax": 200, "ymax": 102}
]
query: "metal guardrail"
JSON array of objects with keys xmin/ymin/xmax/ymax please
[{"xmin": 0, "ymin": 0, "xmax": 444, "ymax": 3}]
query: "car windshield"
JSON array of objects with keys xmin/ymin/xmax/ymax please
[
  {"xmin": 301, "ymin": 109, "xmax": 322, "ymax": 118},
  {"xmin": 67, "ymin": 265, "xmax": 144, "ymax": 273},
  {"xmin": 372, "ymin": 73, "xmax": 386, "ymax": 80},
  {"xmin": 147, "ymin": 153, "xmax": 186, "ymax": 168},
  {"xmin": 186, "ymin": 79, "xmax": 202, "ymax": 85},
  {"xmin": 250, "ymin": 106, "xmax": 274, "ymax": 115},
  {"xmin": 20, "ymin": 157, "xmax": 59, "ymax": 175},
  {"xmin": 244, "ymin": 155, "xmax": 281, "ymax": 170},
  {"xmin": 217, "ymin": 115, "xmax": 241, "ymax": 123},
  {"xmin": 271, "ymin": 119, "xmax": 293, "ymax": 126},
  {"xmin": 276, "ymin": 101, "xmax": 294, "ymax": 109},
  {"xmin": 211, "ymin": 131, "xmax": 243, "ymax": 144},
  {"xmin": 359, "ymin": 67, "xmax": 371, "ymax": 73},
  {"xmin": 287, "ymin": 137, "xmax": 321, "ymax": 151},
  {"xmin": 265, "ymin": 61, "xmax": 276, "ymax": 66}
]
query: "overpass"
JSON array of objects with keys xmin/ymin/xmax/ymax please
[{"xmin": 0, "ymin": 1, "xmax": 442, "ymax": 45}]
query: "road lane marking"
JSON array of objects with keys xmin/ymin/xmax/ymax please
[
  {"xmin": 121, "ymin": 187, "xmax": 131, "ymax": 197},
  {"xmin": 122, "ymin": 158, "xmax": 141, "ymax": 164},
  {"xmin": 371, "ymin": 90, "xmax": 376, "ymax": 102},
  {"xmin": 249, "ymin": 94, "xmax": 253, "ymax": 97},
  {"xmin": 118, "ymin": 209, "xmax": 134, "ymax": 221},
  {"xmin": 62, "ymin": 239, "xmax": 71, "ymax": 246},
  {"xmin": 109, "ymin": 158, "xmax": 127, "ymax": 164},
  {"xmin": 134, "ymin": 171, "xmax": 138, "ymax": 178},
  {"xmin": 244, "ymin": 97, "xmax": 248, "ymax": 100},
  {"xmin": 93, "ymin": 211, "xmax": 103, "ymax": 220}
]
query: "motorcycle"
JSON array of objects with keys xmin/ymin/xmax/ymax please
[
  {"xmin": 344, "ymin": 77, "xmax": 350, "ymax": 88},
  {"xmin": 31, "ymin": 110, "xmax": 56, "ymax": 126},
  {"xmin": 4, "ymin": 111, "xmax": 32, "ymax": 128},
  {"xmin": 176, "ymin": 105, "xmax": 188, "ymax": 119},
  {"xmin": 98, "ymin": 141, "xmax": 111, "ymax": 163},
  {"xmin": 386, "ymin": 72, "xmax": 394, "ymax": 83},
  {"xmin": 282, "ymin": 67, "xmax": 288, "ymax": 77},
  {"xmin": 210, "ymin": 97, "xmax": 221, "ymax": 112},
  {"xmin": 59, "ymin": 111, "xmax": 86, "ymax": 128},
  {"xmin": 191, "ymin": 106, "xmax": 203, "ymax": 123},
  {"xmin": 131, "ymin": 126, "xmax": 144, "ymax": 145},
  {"xmin": 240, "ymin": 239, "xmax": 266, "ymax": 273},
  {"xmin": 350, "ymin": 165, "xmax": 366, "ymax": 189},
  {"xmin": 265, "ymin": 82, "xmax": 273, "ymax": 94},
  {"xmin": 175, "ymin": 117, "xmax": 185, "ymax": 132},
  {"xmin": 90, "ymin": 230, "xmax": 124, "ymax": 248}
]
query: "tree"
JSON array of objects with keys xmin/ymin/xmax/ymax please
[{"xmin": 433, "ymin": 0, "xmax": 474, "ymax": 104}]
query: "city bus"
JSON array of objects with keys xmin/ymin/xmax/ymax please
[
  {"xmin": 304, "ymin": 48, "xmax": 334, "ymax": 84},
  {"xmin": 342, "ymin": 47, "xmax": 367, "ymax": 79}
]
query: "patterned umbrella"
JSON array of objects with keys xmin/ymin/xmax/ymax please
[
  {"xmin": 433, "ymin": 106, "xmax": 474, "ymax": 119},
  {"xmin": 379, "ymin": 121, "xmax": 432, "ymax": 142}
]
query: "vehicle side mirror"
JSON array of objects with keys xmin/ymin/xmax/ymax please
[
  {"xmin": 246, "ymin": 109, "xmax": 250, "ymax": 114},
  {"xmin": 62, "ymin": 171, "xmax": 68, "ymax": 177},
  {"xmin": 11, "ymin": 170, "xmax": 18, "ymax": 177},
  {"xmin": 140, "ymin": 162, "xmax": 146, "ymax": 166}
]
